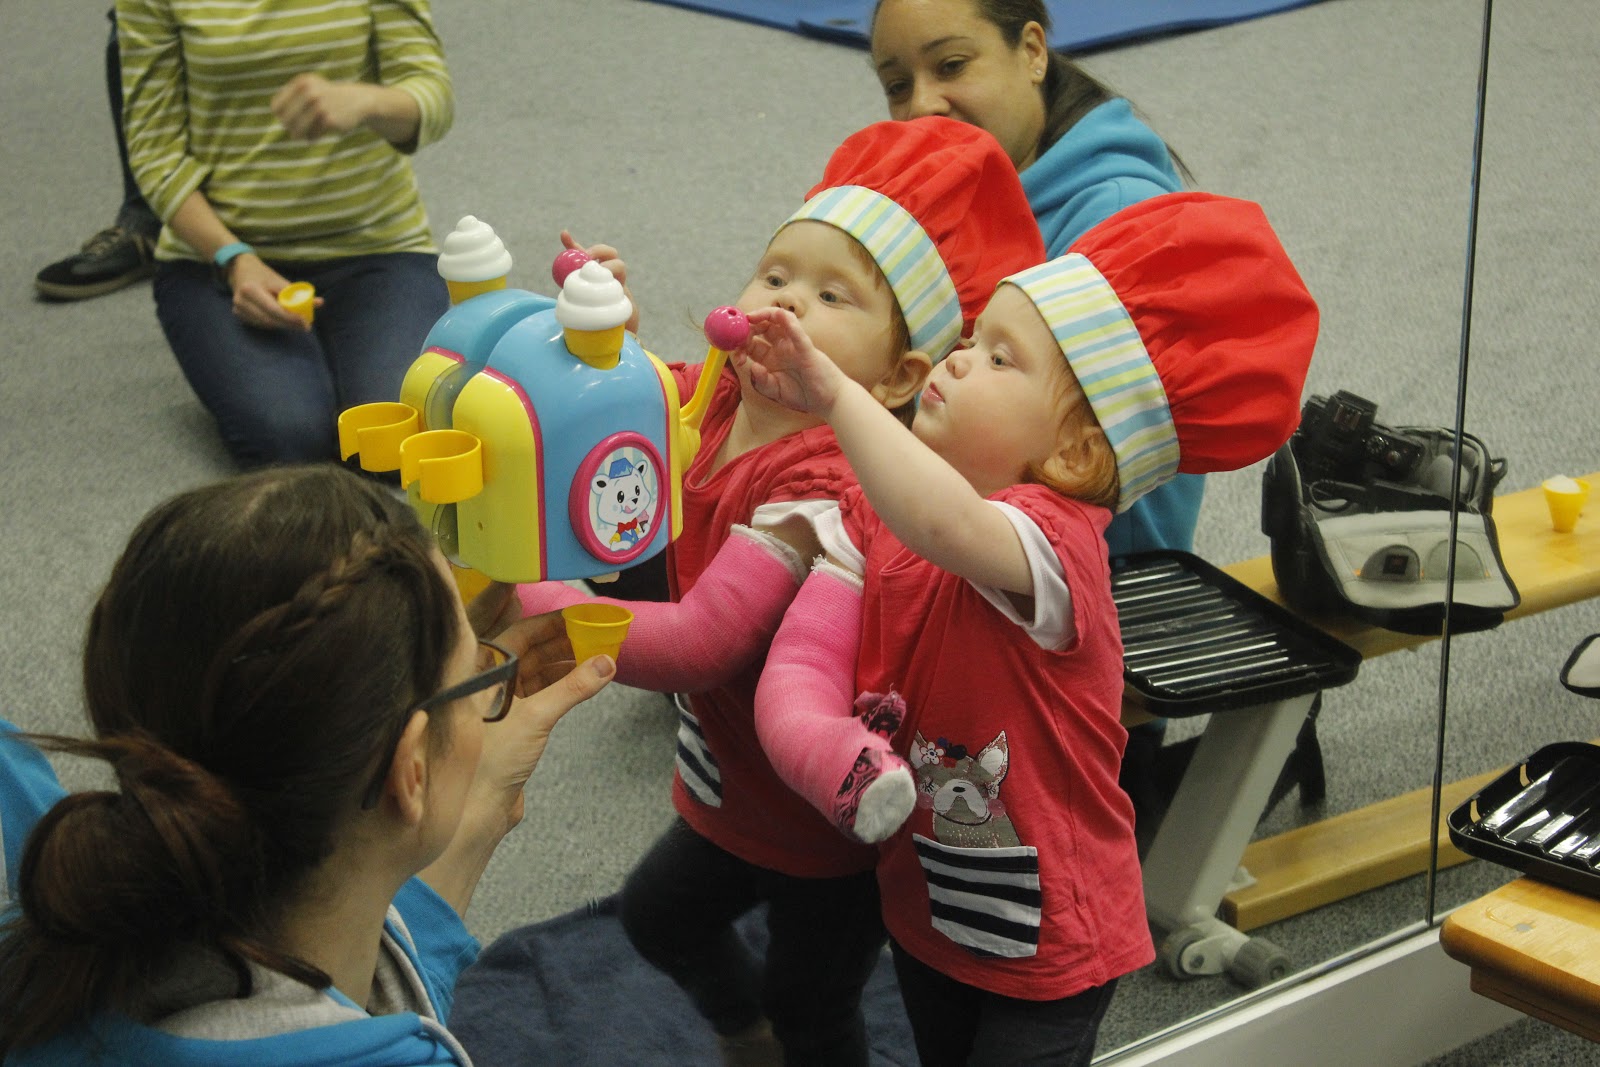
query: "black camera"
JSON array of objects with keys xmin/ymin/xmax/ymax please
[{"xmin": 1295, "ymin": 390, "xmax": 1428, "ymax": 485}]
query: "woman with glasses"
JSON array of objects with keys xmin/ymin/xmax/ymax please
[{"xmin": 0, "ymin": 464, "xmax": 613, "ymax": 1066}]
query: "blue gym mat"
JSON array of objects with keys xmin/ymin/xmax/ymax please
[
  {"xmin": 636, "ymin": 0, "xmax": 1325, "ymax": 52},
  {"xmin": 450, "ymin": 895, "xmax": 917, "ymax": 1065}
]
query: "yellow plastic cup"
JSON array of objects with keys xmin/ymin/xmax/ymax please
[
  {"xmin": 278, "ymin": 281, "xmax": 316, "ymax": 325},
  {"xmin": 1543, "ymin": 476, "xmax": 1590, "ymax": 533},
  {"xmin": 562, "ymin": 602, "xmax": 633, "ymax": 663}
]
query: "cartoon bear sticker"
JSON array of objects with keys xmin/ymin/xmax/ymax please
[{"xmin": 591, "ymin": 455, "xmax": 655, "ymax": 547}]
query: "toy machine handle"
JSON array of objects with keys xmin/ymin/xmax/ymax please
[{"xmin": 679, "ymin": 306, "xmax": 749, "ymax": 456}]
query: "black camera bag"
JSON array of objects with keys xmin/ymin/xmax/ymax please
[{"xmin": 1261, "ymin": 391, "xmax": 1519, "ymax": 635}]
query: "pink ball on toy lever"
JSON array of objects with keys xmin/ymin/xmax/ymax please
[
  {"xmin": 551, "ymin": 248, "xmax": 591, "ymax": 288},
  {"xmin": 704, "ymin": 306, "xmax": 750, "ymax": 351}
]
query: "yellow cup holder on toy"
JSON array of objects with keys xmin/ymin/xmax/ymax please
[
  {"xmin": 400, "ymin": 429, "xmax": 484, "ymax": 504},
  {"xmin": 338, "ymin": 402, "xmax": 420, "ymax": 472}
]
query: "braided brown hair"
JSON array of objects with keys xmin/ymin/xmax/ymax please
[{"xmin": 0, "ymin": 465, "xmax": 461, "ymax": 1055}]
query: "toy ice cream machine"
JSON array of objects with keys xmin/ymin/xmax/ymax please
[{"xmin": 338, "ymin": 216, "xmax": 748, "ymax": 583}]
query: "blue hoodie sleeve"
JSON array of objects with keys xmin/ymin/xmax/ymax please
[
  {"xmin": 1019, "ymin": 98, "xmax": 1203, "ymax": 558},
  {"xmin": 1, "ymin": 721, "xmax": 68, "ymax": 902},
  {"xmin": 1020, "ymin": 97, "xmax": 1185, "ymax": 258},
  {"xmin": 391, "ymin": 877, "xmax": 482, "ymax": 1022},
  {"xmin": 1105, "ymin": 475, "xmax": 1205, "ymax": 558}
]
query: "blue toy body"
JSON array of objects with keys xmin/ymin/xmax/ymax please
[
  {"xmin": 338, "ymin": 238, "xmax": 737, "ymax": 585},
  {"xmin": 388, "ymin": 292, "xmax": 685, "ymax": 583}
]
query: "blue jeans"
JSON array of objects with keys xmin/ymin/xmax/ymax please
[
  {"xmin": 891, "ymin": 944, "xmax": 1118, "ymax": 1067},
  {"xmin": 154, "ymin": 253, "xmax": 447, "ymax": 467}
]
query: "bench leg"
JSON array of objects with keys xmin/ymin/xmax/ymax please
[{"xmin": 1141, "ymin": 692, "xmax": 1317, "ymax": 986}]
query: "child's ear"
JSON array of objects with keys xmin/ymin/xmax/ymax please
[
  {"xmin": 1040, "ymin": 419, "xmax": 1115, "ymax": 499},
  {"xmin": 870, "ymin": 350, "xmax": 933, "ymax": 410}
]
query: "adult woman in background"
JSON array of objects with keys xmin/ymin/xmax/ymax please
[
  {"xmin": 870, "ymin": 0, "xmax": 1203, "ymax": 559},
  {"xmin": 117, "ymin": 0, "xmax": 454, "ymax": 466},
  {"xmin": 0, "ymin": 465, "xmax": 612, "ymax": 1065}
]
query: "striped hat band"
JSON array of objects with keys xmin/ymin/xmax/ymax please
[
  {"xmin": 784, "ymin": 185, "xmax": 962, "ymax": 361},
  {"xmin": 1006, "ymin": 254, "xmax": 1180, "ymax": 512}
]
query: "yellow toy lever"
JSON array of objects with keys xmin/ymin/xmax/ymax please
[{"xmin": 679, "ymin": 307, "xmax": 749, "ymax": 458}]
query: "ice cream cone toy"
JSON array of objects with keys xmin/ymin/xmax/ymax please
[
  {"xmin": 438, "ymin": 215, "xmax": 513, "ymax": 304},
  {"xmin": 277, "ymin": 281, "xmax": 317, "ymax": 325},
  {"xmin": 555, "ymin": 255, "xmax": 633, "ymax": 369},
  {"xmin": 1543, "ymin": 475, "xmax": 1590, "ymax": 533},
  {"xmin": 562, "ymin": 602, "xmax": 633, "ymax": 662}
]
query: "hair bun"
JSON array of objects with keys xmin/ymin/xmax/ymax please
[{"xmin": 20, "ymin": 734, "xmax": 256, "ymax": 949}]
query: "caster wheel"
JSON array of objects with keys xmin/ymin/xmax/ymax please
[
  {"xmin": 1158, "ymin": 928, "xmax": 1208, "ymax": 980},
  {"xmin": 1227, "ymin": 936, "xmax": 1291, "ymax": 989}
]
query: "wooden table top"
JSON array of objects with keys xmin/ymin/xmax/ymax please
[{"xmin": 1441, "ymin": 875, "xmax": 1600, "ymax": 1042}]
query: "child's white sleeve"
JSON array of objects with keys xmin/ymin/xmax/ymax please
[
  {"xmin": 971, "ymin": 501, "xmax": 1074, "ymax": 650},
  {"xmin": 812, "ymin": 506, "xmax": 866, "ymax": 575},
  {"xmin": 751, "ymin": 498, "xmax": 834, "ymax": 530},
  {"xmin": 755, "ymin": 500, "xmax": 866, "ymax": 574}
]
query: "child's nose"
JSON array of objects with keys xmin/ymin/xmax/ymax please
[{"xmin": 772, "ymin": 291, "xmax": 804, "ymax": 316}]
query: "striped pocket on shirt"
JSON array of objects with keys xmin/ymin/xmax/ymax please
[
  {"xmin": 913, "ymin": 834, "xmax": 1041, "ymax": 958},
  {"xmin": 674, "ymin": 694, "xmax": 722, "ymax": 807}
]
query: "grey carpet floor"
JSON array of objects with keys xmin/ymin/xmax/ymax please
[{"xmin": 4, "ymin": 0, "xmax": 1597, "ymax": 1063}]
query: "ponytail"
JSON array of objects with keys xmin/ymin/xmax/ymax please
[{"xmin": 0, "ymin": 733, "xmax": 329, "ymax": 1054}]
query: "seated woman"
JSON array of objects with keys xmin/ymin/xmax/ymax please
[
  {"xmin": 117, "ymin": 0, "xmax": 455, "ymax": 466},
  {"xmin": 0, "ymin": 464, "xmax": 613, "ymax": 1065}
]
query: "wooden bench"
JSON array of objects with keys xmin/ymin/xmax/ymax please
[
  {"xmin": 1223, "ymin": 473, "xmax": 1598, "ymax": 925},
  {"xmin": 1441, "ymin": 876, "xmax": 1600, "ymax": 1043},
  {"xmin": 1137, "ymin": 471, "xmax": 1599, "ymax": 984}
]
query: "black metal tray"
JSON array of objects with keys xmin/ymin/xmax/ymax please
[
  {"xmin": 1446, "ymin": 741, "xmax": 1600, "ymax": 901},
  {"xmin": 1110, "ymin": 550, "xmax": 1362, "ymax": 718}
]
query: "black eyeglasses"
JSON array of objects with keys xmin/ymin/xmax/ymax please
[
  {"xmin": 359, "ymin": 639, "xmax": 518, "ymax": 809},
  {"xmin": 420, "ymin": 639, "xmax": 518, "ymax": 724}
]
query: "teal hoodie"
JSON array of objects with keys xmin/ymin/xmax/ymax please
[
  {"xmin": 0, "ymin": 725, "xmax": 482, "ymax": 1067},
  {"xmin": 1021, "ymin": 97, "xmax": 1204, "ymax": 557}
]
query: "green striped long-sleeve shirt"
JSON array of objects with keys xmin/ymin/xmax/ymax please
[{"xmin": 116, "ymin": 0, "xmax": 454, "ymax": 263}]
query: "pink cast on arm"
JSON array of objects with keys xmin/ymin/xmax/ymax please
[
  {"xmin": 755, "ymin": 561, "xmax": 915, "ymax": 843},
  {"xmin": 515, "ymin": 526, "xmax": 806, "ymax": 693}
]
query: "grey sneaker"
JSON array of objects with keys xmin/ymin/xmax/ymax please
[{"xmin": 35, "ymin": 225, "xmax": 157, "ymax": 300}]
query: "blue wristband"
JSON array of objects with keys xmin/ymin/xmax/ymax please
[{"xmin": 212, "ymin": 241, "xmax": 255, "ymax": 270}]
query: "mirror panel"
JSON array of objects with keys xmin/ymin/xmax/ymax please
[
  {"xmin": 1431, "ymin": 1, "xmax": 1600, "ymax": 920},
  {"xmin": 416, "ymin": 0, "xmax": 1496, "ymax": 1053},
  {"xmin": 1078, "ymin": 1, "xmax": 1489, "ymax": 1046}
]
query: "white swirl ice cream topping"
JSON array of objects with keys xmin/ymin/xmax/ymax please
[
  {"xmin": 436, "ymin": 215, "xmax": 513, "ymax": 283},
  {"xmin": 557, "ymin": 260, "xmax": 632, "ymax": 332},
  {"xmin": 1545, "ymin": 474, "xmax": 1583, "ymax": 494}
]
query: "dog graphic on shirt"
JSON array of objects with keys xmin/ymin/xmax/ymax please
[{"xmin": 911, "ymin": 731, "xmax": 1020, "ymax": 849}]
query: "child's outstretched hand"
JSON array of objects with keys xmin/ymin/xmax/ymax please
[
  {"xmin": 560, "ymin": 230, "xmax": 640, "ymax": 334},
  {"xmin": 736, "ymin": 307, "xmax": 848, "ymax": 417}
]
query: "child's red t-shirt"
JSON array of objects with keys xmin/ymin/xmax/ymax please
[{"xmin": 666, "ymin": 362, "xmax": 877, "ymax": 878}]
